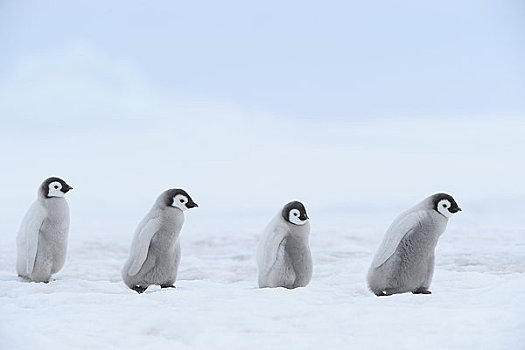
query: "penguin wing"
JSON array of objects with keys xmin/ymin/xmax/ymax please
[
  {"xmin": 127, "ymin": 215, "xmax": 162, "ymax": 276},
  {"xmin": 371, "ymin": 210, "xmax": 424, "ymax": 268},
  {"xmin": 18, "ymin": 202, "xmax": 47, "ymax": 274},
  {"xmin": 257, "ymin": 218, "xmax": 289, "ymax": 277}
]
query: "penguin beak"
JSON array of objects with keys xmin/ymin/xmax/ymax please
[
  {"xmin": 300, "ymin": 214, "xmax": 309, "ymax": 220},
  {"xmin": 63, "ymin": 185, "xmax": 73, "ymax": 193},
  {"xmin": 186, "ymin": 202, "xmax": 199, "ymax": 209}
]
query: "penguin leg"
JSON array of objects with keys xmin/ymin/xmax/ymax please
[
  {"xmin": 412, "ymin": 288, "xmax": 432, "ymax": 294},
  {"xmin": 18, "ymin": 275, "xmax": 31, "ymax": 282},
  {"xmin": 413, "ymin": 255, "xmax": 435, "ymax": 295},
  {"xmin": 131, "ymin": 285, "xmax": 148, "ymax": 294},
  {"xmin": 375, "ymin": 290, "xmax": 393, "ymax": 297},
  {"xmin": 160, "ymin": 284, "xmax": 176, "ymax": 289}
]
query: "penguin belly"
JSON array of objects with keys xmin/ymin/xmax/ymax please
[
  {"xmin": 285, "ymin": 237, "xmax": 312, "ymax": 288},
  {"xmin": 369, "ymin": 231, "xmax": 437, "ymax": 295},
  {"xmin": 29, "ymin": 214, "xmax": 69, "ymax": 282},
  {"xmin": 125, "ymin": 230, "xmax": 180, "ymax": 288},
  {"xmin": 266, "ymin": 237, "xmax": 312, "ymax": 289}
]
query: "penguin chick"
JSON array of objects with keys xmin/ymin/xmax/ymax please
[
  {"xmin": 16, "ymin": 177, "xmax": 73, "ymax": 283},
  {"xmin": 367, "ymin": 193, "xmax": 461, "ymax": 296},
  {"xmin": 257, "ymin": 201, "xmax": 312, "ymax": 289},
  {"xmin": 122, "ymin": 189, "xmax": 198, "ymax": 293}
]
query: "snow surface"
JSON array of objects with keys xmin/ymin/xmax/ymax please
[{"xmin": 1, "ymin": 204, "xmax": 524, "ymax": 350}]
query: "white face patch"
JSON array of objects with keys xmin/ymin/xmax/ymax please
[
  {"xmin": 172, "ymin": 194, "xmax": 189, "ymax": 211},
  {"xmin": 288, "ymin": 208, "xmax": 308, "ymax": 225},
  {"xmin": 47, "ymin": 181, "xmax": 64, "ymax": 198},
  {"xmin": 437, "ymin": 199, "xmax": 453, "ymax": 218}
]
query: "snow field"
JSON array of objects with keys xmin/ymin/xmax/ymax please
[{"xmin": 1, "ymin": 208, "xmax": 524, "ymax": 350}]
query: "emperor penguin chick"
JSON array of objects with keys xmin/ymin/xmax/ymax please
[
  {"xmin": 16, "ymin": 177, "xmax": 73, "ymax": 282},
  {"xmin": 122, "ymin": 189, "xmax": 198, "ymax": 293},
  {"xmin": 367, "ymin": 193, "xmax": 461, "ymax": 296},
  {"xmin": 257, "ymin": 201, "xmax": 312, "ymax": 289}
]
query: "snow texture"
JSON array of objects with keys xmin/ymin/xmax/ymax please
[{"xmin": 1, "ymin": 205, "xmax": 524, "ymax": 350}]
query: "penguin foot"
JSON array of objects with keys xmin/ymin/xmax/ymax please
[
  {"xmin": 131, "ymin": 285, "xmax": 148, "ymax": 294},
  {"xmin": 160, "ymin": 284, "xmax": 176, "ymax": 289},
  {"xmin": 375, "ymin": 291, "xmax": 393, "ymax": 297},
  {"xmin": 412, "ymin": 288, "xmax": 432, "ymax": 295},
  {"xmin": 18, "ymin": 274, "xmax": 29, "ymax": 281}
]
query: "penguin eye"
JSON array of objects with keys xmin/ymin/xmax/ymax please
[
  {"xmin": 442, "ymin": 203, "xmax": 446, "ymax": 207},
  {"xmin": 54, "ymin": 185, "xmax": 59, "ymax": 189},
  {"xmin": 294, "ymin": 212, "xmax": 298, "ymax": 216},
  {"xmin": 180, "ymin": 199, "xmax": 185, "ymax": 203}
]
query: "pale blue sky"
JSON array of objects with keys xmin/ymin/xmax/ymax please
[
  {"xmin": 1, "ymin": 0, "xmax": 524, "ymax": 120},
  {"xmin": 0, "ymin": 1, "xmax": 524, "ymax": 239}
]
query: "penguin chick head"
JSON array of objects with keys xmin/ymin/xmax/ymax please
[
  {"xmin": 282, "ymin": 201, "xmax": 309, "ymax": 225},
  {"xmin": 40, "ymin": 177, "xmax": 73, "ymax": 198},
  {"xmin": 162, "ymin": 188, "xmax": 198, "ymax": 211},
  {"xmin": 431, "ymin": 193, "xmax": 461, "ymax": 218}
]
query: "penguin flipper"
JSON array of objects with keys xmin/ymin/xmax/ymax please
[
  {"xmin": 18, "ymin": 202, "xmax": 47, "ymax": 275},
  {"xmin": 127, "ymin": 216, "xmax": 162, "ymax": 276},
  {"xmin": 257, "ymin": 216, "xmax": 289, "ymax": 280},
  {"xmin": 267, "ymin": 237, "xmax": 296, "ymax": 288},
  {"xmin": 371, "ymin": 210, "xmax": 424, "ymax": 268}
]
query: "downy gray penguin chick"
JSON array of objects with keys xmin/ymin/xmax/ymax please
[
  {"xmin": 257, "ymin": 201, "xmax": 312, "ymax": 289},
  {"xmin": 122, "ymin": 189, "xmax": 198, "ymax": 293},
  {"xmin": 367, "ymin": 193, "xmax": 461, "ymax": 296},
  {"xmin": 16, "ymin": 177, "xmax": 73, "ymax": 282}
]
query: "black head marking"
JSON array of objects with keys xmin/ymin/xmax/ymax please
[
  {"xmin": 40, "ymin": 177, "xmax": 73, "ymax": 198},
  {"xmin": 431, "ymin": 193, "xmax": 461, "ymax": 213},
  {"xmin": 164, "ymin": 188, "xmax": 198, "ymax": 209},
  {"xmin": 281, "ymin": 200, "xmax": 309, "ymax": 223}
]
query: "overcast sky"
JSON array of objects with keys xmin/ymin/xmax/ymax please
[
  {"xmin": 0, "ymin": 1, "xmax": 524, "ymax": 244},
  {"xmin": 1, "ymin": 0, "xmax": 524, "ymax": 121}
]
